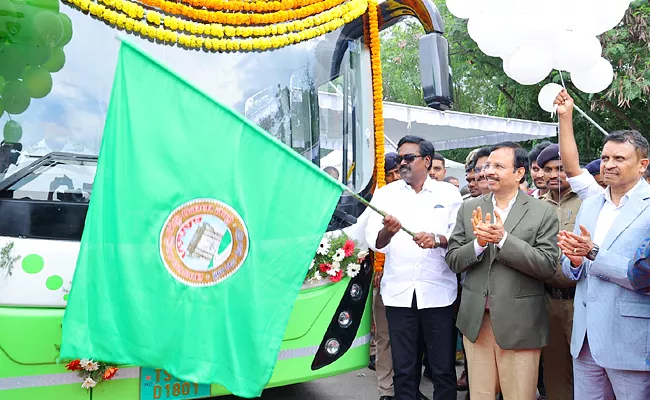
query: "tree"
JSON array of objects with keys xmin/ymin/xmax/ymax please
[
  {"xmin": 380, "ymin": 20, "xmax": 428, "ymax": 107},
  {"xmin": 380, "ymin": 0, "xmax": 650, "ymax": 164}
]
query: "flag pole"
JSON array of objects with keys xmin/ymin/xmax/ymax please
[{"xmin": 341, "ymin": 186, "xmax": 416, "ymax": 238}]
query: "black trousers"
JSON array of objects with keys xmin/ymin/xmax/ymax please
[{"xmin": 385, "ymin": 293, "xmax": 457, "ymax": 400}]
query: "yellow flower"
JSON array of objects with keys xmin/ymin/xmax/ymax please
[
  {"xmin": 117, "ymin": 14, "xmax": 127, "ymax": 27},
  {"xmin": 65, "ymin": 0, "xmax": 370, "ymax": 53}
]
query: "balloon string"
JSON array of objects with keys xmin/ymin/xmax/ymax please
[
  {"xmin": 555, "ymin": 69, "xmax": 609, "ymax": 136},
  {"xmin": 557, "ymin": 71, "xmax": 564, "ymax": 222},
  {"xmin": 558, "ymin": 69, "xmax": 567, "ymax": 88}
]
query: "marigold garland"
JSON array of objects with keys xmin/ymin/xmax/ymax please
[
  {"xmin": 64, "ymin": 0, "xmax": 367, "ymax": 51},
  {"xmin": 179, "ymin": 0, "xmax": 329, "ymax": 13},
  {"xmin": 137, "ymin": 0, "xmax": 347, "ymax": 26},
  {"xmin": 366, "ymin": 0, "xmax": 385, "ymax": 273},
  {"xmin": 91, "ymin": 0, "xmax": 361, "ymax": 39},
  {"xmin": 63, "ymin": 0, "xmax": 385, "ymax": 266}
]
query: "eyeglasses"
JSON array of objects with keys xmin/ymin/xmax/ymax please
[{"xmin": 395, "ymin": 153, "xmax": 423, "ymax": 164}]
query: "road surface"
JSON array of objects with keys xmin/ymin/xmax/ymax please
[{"xmin": 219, "ymin": 366, "xmax": 468, "ymax": 400}]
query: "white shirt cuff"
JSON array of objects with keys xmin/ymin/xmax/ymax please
[
  {"xmin": 474, "ymin": 239, "xmax": 487, "ymax": 257},
  {"xmin": 567, "ymin": 169, "xmax": 594, "ymax": 192},
  {"xmin": 496, "ymin": 232, "xmax": 508, "ymax": 249}
]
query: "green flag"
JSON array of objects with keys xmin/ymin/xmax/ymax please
[{"xmin": 59, "ymin": 38, "xmax": 343, "ymax": 398}]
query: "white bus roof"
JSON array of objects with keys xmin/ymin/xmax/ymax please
[{"xmin": 318, "ymin": 91, "xmax": 557, "ymax": 152}]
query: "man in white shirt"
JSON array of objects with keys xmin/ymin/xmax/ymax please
[
  {"xmin": 558, "ymin": 130, "xmax": 650, "ymax": 400},
  {"xmin": 366, "ymin": 135, "xmax": 462, "ymax": 400},
  {"xmin": 554, "ymin": 89, "xmax": 608, "ymax": 200}
]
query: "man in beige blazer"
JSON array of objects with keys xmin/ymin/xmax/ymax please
[{"xmin": 446, "ymin": 142, "xmax": 559, "ymax": 399}]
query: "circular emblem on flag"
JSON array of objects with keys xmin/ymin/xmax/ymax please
[{"xmin": 160, "ymin": 198, "xmax": 249, "ymax": 287}]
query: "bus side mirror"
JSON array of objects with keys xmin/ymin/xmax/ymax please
[{"xmin": 419, "ymin": 32, "xmax": 453, "ymax": 111}]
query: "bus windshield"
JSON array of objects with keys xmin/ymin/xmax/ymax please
[{"xmin": 0, "ymin": 8, "xmax": 373, "ymax": 201}]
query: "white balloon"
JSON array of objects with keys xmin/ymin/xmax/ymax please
[
  {"xmin": 446, "ymin": 0, "xmax": 479, "ymax": 19},
  {"xmin": 589, "ymin": 1, "xmax": 630, "ymax": 35},
  {"xmin": 467, "ymin": 15, "xmax": 489, "ymax": 43},
  {"xmin": 538, "ymin": 83, "xmax": 564, "ymax": 112},
  {"xmin": 553, "ymin": 32, "xmax": 602, "ymax": 73},
  {"xmin": 505, "ymin": 45, "xmax": 555, "ymax": 85},
  {"xmin": 565, "ymin": 0, "xmax": 631, "ymax": 36},
  {"xmin": 571, "ymin": 57, "xmax": 614, "ymax": 93},
  {"xmin": 502, "ymin": 58, "xmax": 513, "ymax": 77},
  {"xmin": 468, "ymin": 15, "xmax": 513, "ymax": 58}
]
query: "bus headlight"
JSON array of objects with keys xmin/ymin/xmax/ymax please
[
  {"xmin": 350, "ymin": 283, "xmax": 362, "ymax": 301},
  {"xmin": 325, "ymin": 338, "xmax": 340, "ymax": 355},
  {"xmin": 338, "ymin": 311, "xmax": 352, "ymax": 328}
]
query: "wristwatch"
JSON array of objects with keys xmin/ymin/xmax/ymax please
[
  {"xmin": 587, "ymin": 244, "xmax": 600, "ymax": 261},
  {"xmin": 433, "ymin": 233, "xmax": 441, "ymax": 248}
]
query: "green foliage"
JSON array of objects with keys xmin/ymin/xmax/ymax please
[
  {"xmin": 380, "ymin": 1, "xmax": 650, "ymax": 164},
  {"xmin": 380, "ymin": 20, "xmax": 427, "ymax": 107},
  {"xmin": 0, "ymin": 241, "xmax": 19, "ymax": 279}
]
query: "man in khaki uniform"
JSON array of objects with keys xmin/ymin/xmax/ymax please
[{"xmin": 536, "ymin": 144, "xmax": 581, "ymax": 400}]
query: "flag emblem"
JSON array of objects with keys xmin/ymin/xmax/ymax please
[{"xmin": 159, "ymin": 198, "xmax": 249, "ymax": 286}]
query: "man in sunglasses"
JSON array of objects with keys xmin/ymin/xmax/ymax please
[{"xmin": 366, "ymin": 135, "xmax": 462, "ymax": 400}]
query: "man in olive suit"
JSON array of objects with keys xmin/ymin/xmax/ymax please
[{"xmin": 446, "ymin": 142, "xmax": 559, "ymax": 399}]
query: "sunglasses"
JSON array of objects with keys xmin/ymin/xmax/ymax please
[{"xmin": 395, "ymin": 153, "xmax": 424, "ymax": 164}]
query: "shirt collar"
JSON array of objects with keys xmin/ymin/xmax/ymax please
[
  {"xmin": 492, "ymin": 190, "xmax": 518, "ymax": 213},
  {"xmin": 398, "ymin": 176, "xmax": 436, "ymax": 193},
  {"xmin": 604, "ymin": 178, "xmax": 644, "ymax": 207},
  {"xmin": 423, "ymin": 176, "xmax": 437, "ymax": 192}
]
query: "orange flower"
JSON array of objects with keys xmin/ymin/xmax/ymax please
[
  {"xmin": 66, "ymin": 359, "xmax": 82, "ymax": 371},
  {"xmin": 103, "ymin": 367, "xmax": 119, "ymax": 380},
  {"xmin": 136, "ymin": 0, "xmax": 347, "ymax": 25},
  {"xmin": 64, "ymin": 0, "xmax": 367, "ymax": 52}
]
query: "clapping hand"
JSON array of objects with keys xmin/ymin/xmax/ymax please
[
  {"xmin": 472, "ymin": 206, "xmax": 488, "ymax": 246},
  {"xmin": 558, "ymin": 225, "xmax": 593, "ymax": 266},
  {"xmin": 474, "ymin": 209, "xmax": 506, "ymax": 245}
]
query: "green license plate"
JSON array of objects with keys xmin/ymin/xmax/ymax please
[{"xmin": 140, "ymin": 368, "xmax": 211, "ymax": 400}]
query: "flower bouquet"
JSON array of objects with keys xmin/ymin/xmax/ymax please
[
  {"xmin": 305, "ymin": 232, "xmax": 368, "ymax": 284},
  {"xmin": 63, "ymin": 357, "xmax": 119, "ymax": 391}
]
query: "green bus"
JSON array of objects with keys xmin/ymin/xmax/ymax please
[{"xmin": 0, "ymin": 0, "xmax": 452, "ymax": 398}]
